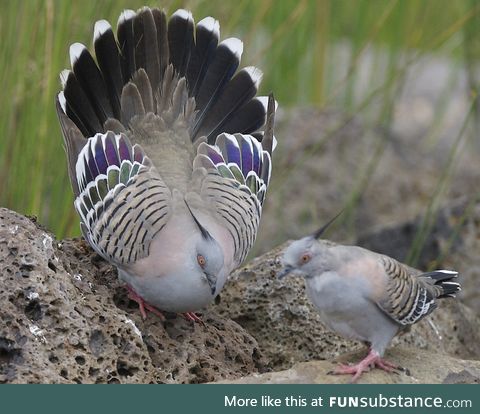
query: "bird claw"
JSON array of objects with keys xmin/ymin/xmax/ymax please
[
  {"xmin": 141, "ymin": 302, "xmax": 166, "ymax": 321},
  {"xmin": 330, "ymin": 350, "xmax": 400, "ymax": 382},
  {"xmin": 126, "ymin": 285, "xmax": 165, "ymax": 321},
  {"xmin": 182, "ymin": 312, "xmax": 205, "ymax": 325},
  {"xmin": 125, "ymin": 286, "xmax": 205, "ymax": 325},
  {"xmin": 375, "ymin": 358, "xmax": 398, "ymax": 372}
]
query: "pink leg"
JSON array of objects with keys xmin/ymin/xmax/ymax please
[
  {"xmin": 125, "ymin": 286, "xmax": 204, "ymax": 324},
  {"xmin": 126, "ymin": 285, "xmax": 165, "ymax": 321},
  {"xmin": 182, "ymin": 312, "xmax": 205, "ymax": 325},
  {"xmin": 330, "ymin": 349, "xmax": 398, "ymax": 382}
]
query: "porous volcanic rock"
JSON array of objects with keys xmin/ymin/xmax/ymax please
[
  {"xmin": 1, "ymin": 207, "xmax": 478, "ymax": 384},
  {"xmin": 0, "ymin": 208, "xmax": 265, "ymax": 384}
]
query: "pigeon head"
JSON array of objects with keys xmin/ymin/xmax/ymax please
[
  {"xmin": 189, "ymin": 210, "xmax": 225, "ymax": 296},
  {"xmin": 193, "ymin": 232, "xmax": 224, "ymax": 296},
  {"xmin": 277, "ymin": 236, "xmax": 324, "ymax": 279},
  {"xmin": 277, "ymin": 211, "xmax": 343, "ymax": 280}
]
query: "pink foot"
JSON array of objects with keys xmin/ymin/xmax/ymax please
[
  {"xmin": 182, "ymin": 312, "xmax": 205, "ymax": 325},
  {"xmin": 126, "ymin": 285, "xmax": 165, "ymax": 321},
  {"xmin": 330, "ymin": 349, "xmax": 398, "ymax": 382}
]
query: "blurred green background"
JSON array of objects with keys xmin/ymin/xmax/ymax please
[{"xmin": 0, "ymin": 0, "xmax": 479, "ymax": 239}]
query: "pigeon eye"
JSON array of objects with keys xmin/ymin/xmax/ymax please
[
  {"xmin": 197, "ymin": 254, "xmax": 206, "ymax": 268},
  {"xmin": 300, "ymin": 254, "xmax": 311, "ymax": 264}
]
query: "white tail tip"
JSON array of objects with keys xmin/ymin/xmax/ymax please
[
  {"xmin": 171, "ymin": 9, "xmax": 193, "ymax": 21},
  {"xmin": 244, "ymin": 66, "xmax": 263, "ymax": 88},
  {"xmin": 118, "ymin": 9, "xmax": 136, "ymax": 26},
  {"xmin": 197, "ymin": 16, "xmax": 220, "ymax": 38},
  {"xmin": 58, "ymin": 92, "xmax": 67, "ymax": 112},
  {"xmin": 59, "ymin": 69, "xmax": 71, "ymax": 88},
  {"xmin": 94, "ymin": 20, "xmax": 111, "ymax": 41},
  {"xmin": 220, "ymin": 38, "xmax": 244, "ymax": 60},
  {"xmin": 69, "ymin": 42, "xmax": 86, "ymax": 67}
]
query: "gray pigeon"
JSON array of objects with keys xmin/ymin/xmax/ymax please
[
  {"xmin": 278, "ymin": 219, "xmax": 460, "ymax": 381},
  {"xmin": 56, "ymin": 7, "xmax": 276, "ymax": 322}
]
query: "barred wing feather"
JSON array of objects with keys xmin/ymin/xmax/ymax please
[
  {"xmin": 376, "ymin": 255, "xmax": 460, "ymax": 326},
  {"xmin": 74, "ymin": 131, "xmax": 172, "ymax": 266},
  {"xmin": 194, "ymin": 132, "xmax": 271, "ymax": 265}
]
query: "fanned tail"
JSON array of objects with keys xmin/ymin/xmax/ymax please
[{"xmin": 57, "ymin": 6, "xmax": 274, "ymax": 153}]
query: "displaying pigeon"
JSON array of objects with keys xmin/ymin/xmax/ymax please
[{"xmin": 56, "ymin": 7, "xmax": 276, "ymax": 322}]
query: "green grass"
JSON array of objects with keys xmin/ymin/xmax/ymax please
[{"xmin": 0, "ymin": 0, "xmax": 479, "ymax": 252}]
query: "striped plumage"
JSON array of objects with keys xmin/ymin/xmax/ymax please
[
  {"xmin": 73, "ymin": 131, "xmax": 172, "ymax": 265},
  {"xmin": 279, "ymin": 232, "xmax": 460, "ymax": 381},
  {"xmin": 56, "ymin": 7, "xmax": 276, "ymax": 315},
  {"xmin": 377, "ymin": 255, "xmax": 459, "ymax": 326},
  {"xmin": 194, "ymin": 131, "xmax": 272, "ymax": 264}
]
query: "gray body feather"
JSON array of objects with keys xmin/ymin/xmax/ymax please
[{"xmin": 305, "ymin": 270, "xmax": 398, "ymax": 355}]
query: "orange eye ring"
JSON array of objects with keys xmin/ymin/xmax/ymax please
[
  {"xmin": 197, "ymin": 254, "xmax": 206, "ymax": 268},
  {"xmin": 300, "ymin": 254, "xmax": 311, "ymax": 264}
]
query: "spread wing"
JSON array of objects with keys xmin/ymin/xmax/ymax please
[
  {"xmin": 56, "ymin": 7, "xmax": 275, "ymax": 268},
  {"xmin": 192, "ymin": 96, "xmax": 275, "ymax": 266},
  {"xmin": 61, "ymin": 119, "xmax": 172, "ymax": 266}
]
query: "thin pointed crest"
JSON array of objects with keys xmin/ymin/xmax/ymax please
[{"xmin": 312, "ymin": 209, "xmax": 344, "ymax": 240}]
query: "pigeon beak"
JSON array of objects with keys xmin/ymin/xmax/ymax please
[
  {"xmin": 277, "ymin": 265, "xmax": 294, "ymax": 280},
  {"xmin": 205, "ymin": 273, "xmax": 217, "ymax": 295}
]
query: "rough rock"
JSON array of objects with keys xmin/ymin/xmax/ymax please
[
  {"xmin": 0, "ymin": 208, "xmax": 265, "ymax": 384},
  {"xmin": 219, "ymin": 347, "xmax": 480, "ymax": 384},
  {"xmin": 215, "ymin": 242, "xmax": 480, "ymax": 371},
  {"xmin": 1, "ymin": 206, "xmax": 479, "ymax": 384}
]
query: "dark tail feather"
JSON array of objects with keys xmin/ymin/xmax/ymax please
[
  {"xmin": 94, "ymin": 20, "xmax": 123, "ymax": 119},
  {"xmin": 70, "ymin": 43, "xmax": 114, "ymax": 123},
  {"xmin": 195, "ymin": 67, "xmax": 262, "ymax": 142},
  {"xmin": 187, "ymin": 17, "xmax": 219, "ymax": 98},
  {"xmin": 117, "ymin": 10, "xmax": 136, "ymax": 83},
  {"xmin": 152, "ymin": 9, "xmax": 169, "ymax": 85},
  {"xmin": 62, "ymin": 70, "xmax": 102, "ymax": 136},
  {"xmin": 58, "ymin": 85, "xmax": 89, "ymax": 138},
  {"xmin": 192, "ymin": 38, "xmax": 243, "ymax": 136},
  {"xmin": 219, "ymin": 96, "xmax": 267, "ymax": 137},
  {"xmin": 134, "ymin": 8, "xmax": 160, "ymax": 93},
  {"xmin": 55, "ymin": 95, "xmax": 87, "ymax": 197},
  {"xmin": 421, "ymin": 270, "xmax": 461, "ymax": 298},
  {"xmin": 60, "ymin": 7, "xmax": 272, "ymax": 148},
  {"xmin": 168, "ymin": 9, "xmax": 194, "ymax": 78},
  {"xmin": 262, "ymin": 94, "xmax": 276, "ymax": 155}
]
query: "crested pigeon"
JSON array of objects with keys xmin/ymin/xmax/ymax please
[
  {"xmin": 278, "ymin": 219, "xmax": 461, "ymax": 382},
  {"xmin": 56, "ymin": 7, "xmax": 276, "ymax": 321}
]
